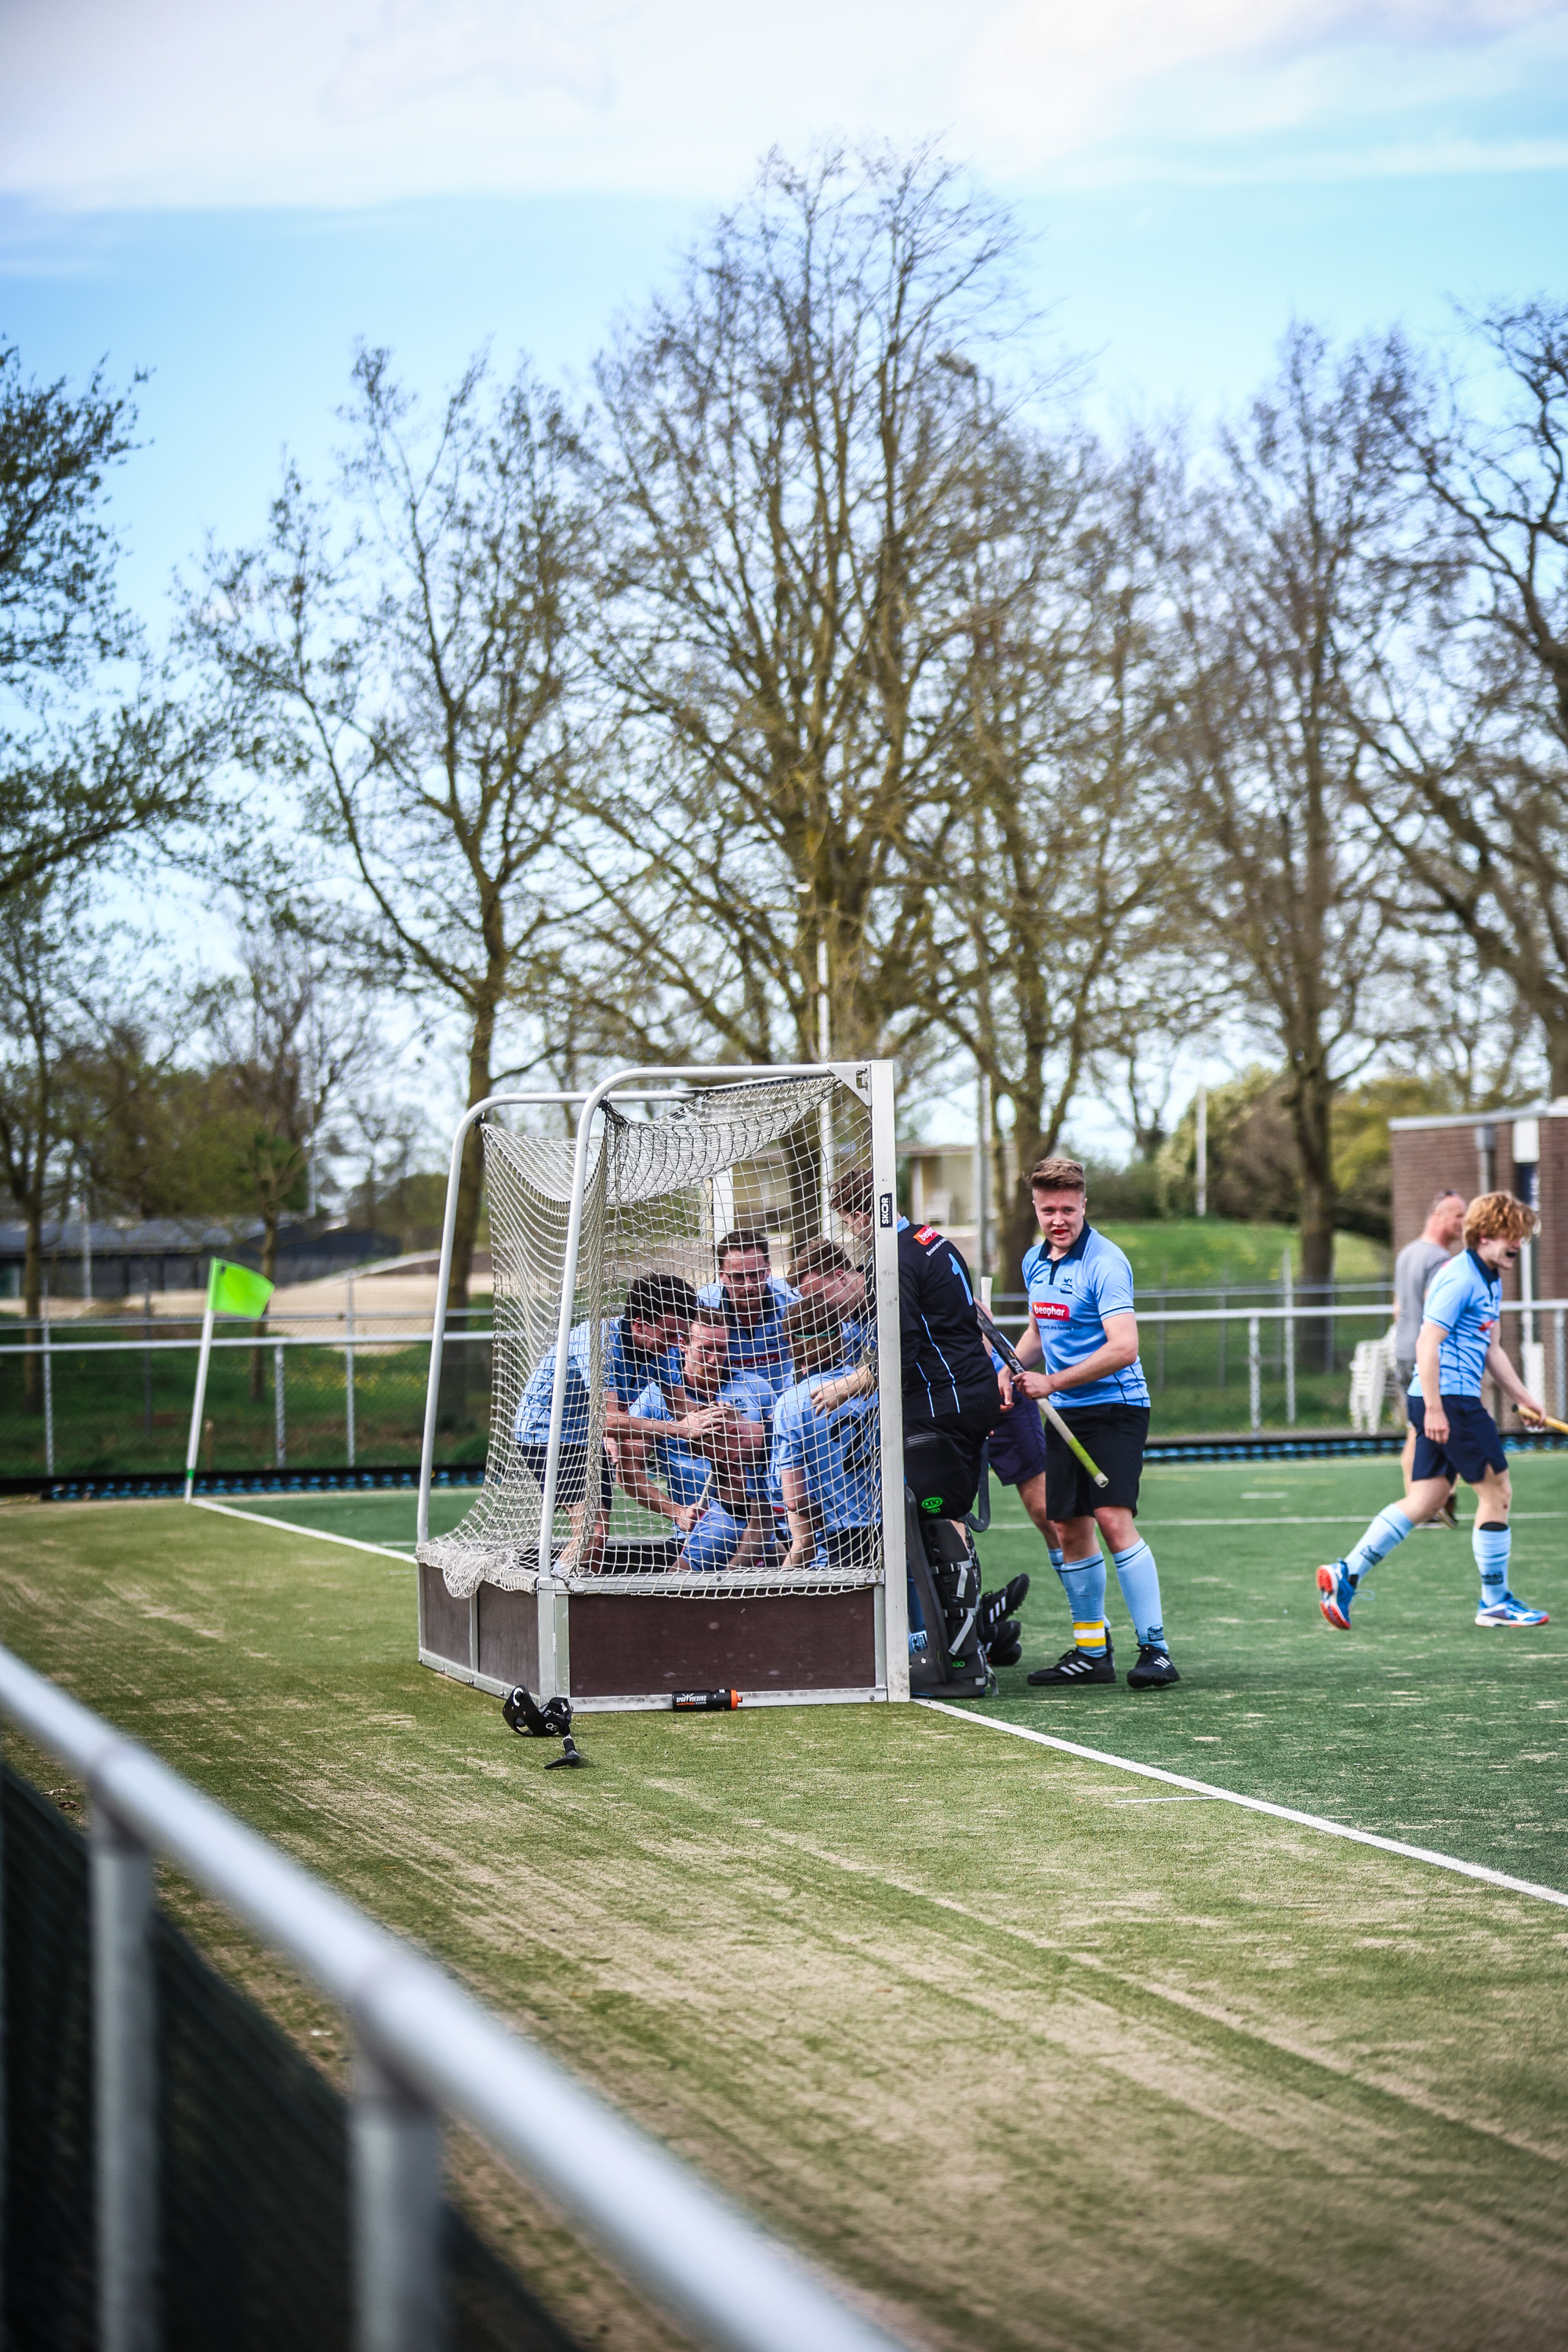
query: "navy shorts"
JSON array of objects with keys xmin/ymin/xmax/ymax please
[
  {"xmin": 1044, "ymin": 1403, "xmax": 1149, "ymax": 1521},
  {"xmin": 1407, "ymin": 1394, "xmax": 1508, "ymax": 1485},
  {"xmin": 517, "ymin": 1442, "xmax": 614, "ymax": 1513},
  {"xmin": 986, "ymin": 1390, "xmax": 1048, "ymax": 1487}
]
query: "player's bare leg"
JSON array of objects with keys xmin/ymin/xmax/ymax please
[{"xmin": 558, "ymin": 1500, "xmax": 607, "ymax": 1575}]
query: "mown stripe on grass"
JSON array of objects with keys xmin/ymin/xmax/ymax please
[
  {"xmin": 919, "ymin": 1698, "xmax": 1568, "ymax": 1909},
  {"xmin": 190, "ymin": 1495, "xmax": 415, "ymax": 1562}
]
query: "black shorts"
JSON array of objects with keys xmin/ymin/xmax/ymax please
[
  {"xmin": 1407, "ymin": 1394, "xmax": 1508, "ymax": 1485},
  {"xmin": 902, "ymin": 1385, "xmax": 997, "ymax": 1519},
  {"xmin": 986, "ymin": 1391, "xmax": 1048, "ymax": 1487},
  {"xmin": 517, "ymin": 1442, "xmax": 614, "ymax": 1513},
  {"xmin": 1044, "ymin": 1403, "xmax": 1149, "ymax": 1521}
]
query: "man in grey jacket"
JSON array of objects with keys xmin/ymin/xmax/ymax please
[{"xmin": 1394, "ymin": 1189, "xmax": 1465, "ymax": 1500}]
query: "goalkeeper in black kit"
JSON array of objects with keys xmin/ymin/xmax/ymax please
[{"xmin": 820, "ymin": 1170, "xmax": 1025, "ymax": 1675}]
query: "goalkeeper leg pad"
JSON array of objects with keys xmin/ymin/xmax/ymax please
[{"xmin": 904, "ymin": 1495, "xmax": 991, "ymax": 1697}]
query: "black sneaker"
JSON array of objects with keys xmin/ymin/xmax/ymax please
[
  {"xmin": 1027, "ymin": 1639, "xmax": 1116, "ymax": 1686},
  {"xmin": 1127, "ymin": 1644, "xmax": 1180, "ymax": 1690},
  {"xmin": 977, "ymin": 1575, "xmax": 1031, "ymax": 1648}
]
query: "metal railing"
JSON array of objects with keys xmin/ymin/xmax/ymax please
[
  {"xmin": 985, "ymin": 1294, "xmax": 1568, "ymax": 1433},
  {"xmin": 0, "ymin": 1642, "xmax": 907, "ymax": 2352},
  {"xmin": 6, "ymin": 1287, "xmax": 1565, "ymax": 1461}
]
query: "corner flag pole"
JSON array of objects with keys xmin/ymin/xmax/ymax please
[{"xmin": 184, "ymin": 1259, "xmax": 277, "ymax": 1501}]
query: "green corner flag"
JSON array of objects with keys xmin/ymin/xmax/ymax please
[{"xmin": 207, "ymin": 1259, "xmax": 275, "ymax": 1319}]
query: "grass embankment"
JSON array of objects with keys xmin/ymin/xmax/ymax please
[
  {"xmin": 2, "ymin": 1470, "xmax": 1566, "ymax": 2350},
  {"xmin": 1094, "ymin": 1220, "xmax": 1388, "ymax": 1290}
]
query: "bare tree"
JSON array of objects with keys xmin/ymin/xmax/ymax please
[
  {"xmin": 572, "ymin": 144, "xmax": 1033, "ymax": 1073},
  {"xmin": 1165, "ymin": 325, "xmax": 1421, "ymax": 1300},
  {"xmin": 0, "ymin": 877, "xmax": 96, "ymax": 1400},
  {"xmin": 929, "ymin": 430, "xmax": 1206, "ymax": 1276},
  {"xmin": 192, "ymin": 350, "xmax": 590, "ymax": 1318},
  {"xmin": 198, "ymin": 917, "xmax": 374, "ymax": 1396},
  {"xmin": 1, "ymin": 344, "xmax": 208, "ymax": 902},
  {"xmin": 1356, "ymin": 301, "xmax": 1568, "ymax": 1091}
]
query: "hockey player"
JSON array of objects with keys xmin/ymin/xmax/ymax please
[
  {"xmin": 1319, "ymin": 1191, "xmax": 1550, "ymax": 1632},
  {"xmin": 1011, "ymin": 1155, "xmax": 1178, "ymax": 1691}
]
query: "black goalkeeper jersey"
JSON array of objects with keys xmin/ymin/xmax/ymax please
[{"xmin": 896, "ymin": 1219, "xmax": 997, "ymax": 1427}]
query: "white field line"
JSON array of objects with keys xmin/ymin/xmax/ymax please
[
  {"xmin": 190, "ymin": 1495, "xmax": 415, "ymax": 1563},
  {"xmin": 917, "ymin": 1699, "xmax": 1568, "ymax": 1911},
  {"xmin": 1128, "ymin": 1512, "xmax": 1568, "ymax": 1530}
]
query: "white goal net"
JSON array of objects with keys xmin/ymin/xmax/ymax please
[{"xmin": 417, "ymin": 1069, "xmax": 899, "ymax": 1604}]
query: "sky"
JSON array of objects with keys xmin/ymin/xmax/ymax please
[{"xmin": 4, "ymin": 0, "xmax": 1566, "ymax": 1149}]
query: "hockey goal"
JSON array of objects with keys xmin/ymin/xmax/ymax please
[{"xmin": 415, "ymin": 1063, "xmax": 908, "ymax": 1710}]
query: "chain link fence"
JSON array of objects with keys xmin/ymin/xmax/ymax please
[
  {"xmin": 2, "ymin": 1760, "xmax": 581, "ymax": 2352},
  {"xmin": 0, "ymin": 1309, "xmax": 492, "ymax": 1483},
  {"xmin": 7, "ymin": 1279, "xmax": 1566, "ymax": 1475}
]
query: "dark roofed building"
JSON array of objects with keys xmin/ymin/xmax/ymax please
[{"xmin": 0, "ymin": 1219, "xmax": 400, "ymax": 1302}]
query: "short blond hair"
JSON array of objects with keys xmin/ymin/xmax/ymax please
[
  {"xmin": 1029, "ymin": 1154, "xmax": 1087, "ymax": 1196},
  {"xmin": 1463, "ymin": 1191, "xmax": 1538, "ymax": 1248}
]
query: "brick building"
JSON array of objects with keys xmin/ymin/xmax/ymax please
[{"xmin": 1389, "ymin": 1102, "xmax": 1568, "ymax": 1413}]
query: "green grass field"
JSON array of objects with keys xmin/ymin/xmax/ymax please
[
  {"xmin": 1092, "ymin": 1220, "xmax": 1388, "ymax": 1290},
  {"xmin": 4, "ymin": 1460, "xmax": 1568, "ymax": 2350}
]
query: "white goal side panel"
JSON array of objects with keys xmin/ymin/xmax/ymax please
[{"xmin": 419, "ymin": 1070, "xmax": 899, "ymax": 1617}]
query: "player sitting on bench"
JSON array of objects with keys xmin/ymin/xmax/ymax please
[
  {"xmin": 619, "ymin": 1312, "xmax": 776, "ymax": 1571},
  {"xmin": 771, "ymin": 1296, "xmax": 881, "ymax": 1571},
  {"xmin": 512, "ymin": 1270, "xmax": 699, "ymax": 1572}
]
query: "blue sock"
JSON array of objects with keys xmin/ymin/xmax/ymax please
[
  {"xmin": 1057, "ymin": 1552, "xmax": 1107, "ymax": 1653},
  {"xmin": 1473, "ymin": 1519, "xmax": 1510, "ymax": 1606},
  {"xmin": 1345, "ymin": 1505, "xmax": 1414, "ymax": 1584},
  {"xmin": 1047, "ymin": 1545, "xmax": 1065, "ymax": 1572},
  {"xmin": 1112, "ymin": 1539, "xmax": 1166, "ymax": 1650}
]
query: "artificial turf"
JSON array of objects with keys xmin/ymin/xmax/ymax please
[{"xmin": 2, "ymin": 1469, "xmax": 1567, "ymax": 2352}]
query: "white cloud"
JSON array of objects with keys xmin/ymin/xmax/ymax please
[
  {"xmin": 326, "ymin": 0, "xmax": 615, "ymax": 118},
  {"xmin": 1, "ymin": 0, "xmax": 1564, "ymax": 211}
]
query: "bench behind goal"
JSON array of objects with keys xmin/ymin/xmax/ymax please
[{"xmin": 415, "ymin": 1064, "xmax": 909, "ymax": 1710}]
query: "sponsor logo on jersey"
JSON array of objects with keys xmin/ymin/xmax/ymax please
[
  {"xmin": 913, "ymin": 1223, "xmax": 940, "ymax": 1246},
  {"xmin": 1033, "ymin": 1301, "xmax": 1070, "ymax": 1322}
]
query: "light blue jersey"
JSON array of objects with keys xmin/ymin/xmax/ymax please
[
  {"xmin": 697, "ymin": 1274, "xmax": 800, "ymax": 1398},
  {"xmin": 627, "ymin": 1379, "xmax": 712, "ymax": 1508},
  {"xmin": 1408, "ymin": 1250, "xmax": 1501, "ymax": 1399},
  {"xmin": 514, "ymin": 1318, "xmax": 681, "ymax": 1446},
  {"xmin": 1022, "ymin": 1225, "xmax": 1150, "ymax": 1410},
  {"xmin": 770, "ymin": 1364, "xmax": 880, "ymax": 1531},
  {"xmin": 631, "ymin": 1370, "xmax": 776, "ymax": 1504}
]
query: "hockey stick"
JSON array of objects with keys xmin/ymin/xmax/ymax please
[
  {"xmin": 975, "ymin": 1305, "xmax": 1109, "ymax": 1491},
  {"xmin": 1521, "ymin": 1408, "xmax": 1568, "ymax": 1437}
]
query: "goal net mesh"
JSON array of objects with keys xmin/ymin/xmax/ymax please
[{"xmin": 419, "ymin": 1073, "xmax": 887, "ymax": 1600}]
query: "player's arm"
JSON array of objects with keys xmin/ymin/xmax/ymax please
[
  {"xmin": 811, "ymin": 1361, "xmax": 874, "ymax": 1414},
  {"xmin": 614, "ymin": 1442, "xmax": 701, "ymax": 1532},
  {"xmin": 1416, "ymin": 1317, "xmax": 1448, "ymax": 1443},
  {"xmin": 779, "ymin": 1465, "xmax": 820, "ymax": 1567},
  {"xmin": 1486, "ymin": 1334, "xmax": 1546, "ymax": 1422},
  {"xmin": 1018, "ymin": 1310, "xmax": 1138, "ymax": 1399}
]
